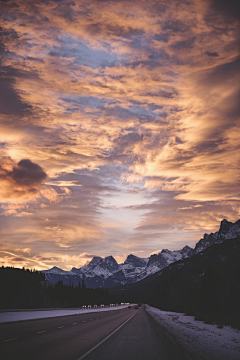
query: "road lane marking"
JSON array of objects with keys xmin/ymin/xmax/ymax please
[
  {"xmin": 82, "ymin": 321, "xmax": 86, "ymax": 322},
  {"xmin": 4, "ymin": 338, "xmax": 17, "ymax": 342},
  {"xmin": 37, "ymin": 331, "xmax": 46, "ymax": 334},
  {"xmin": 73, "ymin": 323, "xmax": 77, "ymax": 325},
  {"xmin": 58, "ymin": 326, "xmax": 64, "ymax": 329},
  {"xmin": 77, "ymin": 311, "xmax": 139, "ymax": 360}
]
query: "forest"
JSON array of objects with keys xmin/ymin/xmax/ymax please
[{"xmin": 0, "ymin": 266, "xmax": 116, "ymax": 309}]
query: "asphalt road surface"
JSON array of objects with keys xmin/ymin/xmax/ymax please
[{"xmin": 0, "ymin": 306, "xmax": 187, "ymax": 360}]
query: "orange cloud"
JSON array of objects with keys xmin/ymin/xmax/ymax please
[{"xmin": 15, "ymin": 248, "xmax": 31, "ymax": 254}]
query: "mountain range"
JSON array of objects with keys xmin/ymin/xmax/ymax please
[{"xmin": 43, "ymin": 219, "xmax": 240, "ymax": 288}]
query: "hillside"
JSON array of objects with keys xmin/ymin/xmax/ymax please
[{"xmin": 110, "ymin": 236, "xmax": 240, "ymax": 327}]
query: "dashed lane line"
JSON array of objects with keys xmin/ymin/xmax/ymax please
[
  {"xmin": 3, "ymin": 338, "xmax": 18, "ymax": 342},
  {"xmin": 77, "ymin": 311, "xmax": 139, "ymax": 360},
  {"xmin": 3, "ymin": 310, "xmax": 125, "ymax": 340}
]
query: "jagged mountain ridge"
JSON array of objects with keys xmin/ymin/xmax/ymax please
[
  {"xmin": 188, "ymin": 219, "xmax": 240, "ymax": 257},
  {"xmin": 43, "ymin": 219, "xmax": 240, "ymax": 288}
]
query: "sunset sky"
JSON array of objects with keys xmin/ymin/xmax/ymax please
[{"xmin": 0, "ymin": 0, "xmax": 239, "ymax": 270}]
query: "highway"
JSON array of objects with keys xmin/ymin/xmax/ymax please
[{"xmin": 0, "ymin": 306, "xmax": 187, "ymax": 360}]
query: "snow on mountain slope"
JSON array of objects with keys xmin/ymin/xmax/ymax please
[
  {"xmin": 72, "ymin": 256, "xmax": 119, "ymax": 280},
  {"xmin": 43, "ymin": 219, "xmax": 240, "ymax": 288},
  {"xmin": 188, "ymin": 219, "xmax": 240, "ymax": 257},
  {"xmin": 124, "ymin": 254, "xmax": 147, "ymax": 267},
  {"xmin": 217, "ymin": 219, "xmax": 240, "ymax": 240},
  {"xmin": 43, "ymin": 266, "xmax": 75, "ymax": 276}
]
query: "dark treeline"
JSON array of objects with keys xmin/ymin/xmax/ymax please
[
  {"xmin": 0, "ymin": 266, "xmax": 117, "ymax": 309},
  {"xmin": 148, "ymin": 238, "xmax": 240, "ymax": 328}
]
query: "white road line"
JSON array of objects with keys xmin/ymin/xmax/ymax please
[
  {"xmin": 3, "ymin": 338, "xmax": 18, "ymax": 342},
  {"xmin": 77, "ymin": 311, "xmax": 139, "ymax": 360},
  {"xmin": 82, "ymin": 321, "xmax": 86, "ymax": 322},
  {"xmin": 58, "ymin": 326, "xmax": 64, "ymax": 329},
  {"xmin": 37, "ymin": 331, "xmax": 46, "ymax": 334},
  {"xmin": 73, "ymin": 323, "xmax": 77, "ymax": 325}
]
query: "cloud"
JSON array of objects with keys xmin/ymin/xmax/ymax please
[
  {"xmin": 205, "ymin": 51, "xmax": 219, "ymax": 57},
  {"xmin": 0, "ymin": 251, "xmax": 53, "ymax": 269},
  {"xmin": 56, "ymin": 252, "xmax": 97, "ymax": 268},
  {"xmin": 171, "ymin": 36, "xmax": 196, "ymax": 50},
  {"xmin": 40, "ymin": 188, "xmax": 60, "ymax": 202},
  {"xmin": 209, "ymin": 0, "xmax": 240, "ymax": 22},
  {"xmin": 0, "ymin": 69, "xmax": 32, "ymax": 116},
  {"xmin": 162, "ymin": 20, "xmax": 189, "ymax": 33},
  {"xmin": 15, "ymin": 248, "xmax": 31, "ymax": 254},
  {"xmin": 10, "ymin": 159, "xmax": 47, "ymax": 186},
  {"xmin": 0, "ymin": 157, "xmax": 47, "ymax": 202}
]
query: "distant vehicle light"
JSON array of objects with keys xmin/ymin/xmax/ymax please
[
  {"xmin": 88, "ymin": 305, "xmax": 91, "ymax": 308},
  {"xmin": 82, "ymin": 305, "xmax": 86, "ymax": 309}
]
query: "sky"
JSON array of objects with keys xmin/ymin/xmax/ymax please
[{"xmin": 0, "ymin": 0, "xmax": 239, "ymax": 271}]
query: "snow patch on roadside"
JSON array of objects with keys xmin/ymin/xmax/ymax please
[
  {"xmin": 0, "ymin": 305, "xmax": 130, "ymax": 324},
  {"xmin": 145, "ymin": 305, "xmax": 240, "ymax": 360}
]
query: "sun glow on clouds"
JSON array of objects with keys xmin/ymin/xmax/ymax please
[{"xmin": 0, "ymin": 0, "xmax": 239, "ymax": 270}]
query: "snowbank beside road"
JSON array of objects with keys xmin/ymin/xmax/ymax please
[
  {"xmin": 0, "ymin": 305, "xmax": 131, "ymax": 324},
  {"xmin": 145, "ymin": 304, "xmax": 240, "ymax": 360}
]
